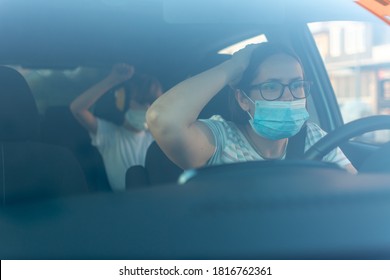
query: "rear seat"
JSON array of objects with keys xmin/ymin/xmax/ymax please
[
  {"xmin": 41, "ymin": 106, "xmax": 111, "ymax": 192},
  {"xmin": 0, "ymin": 66, "xmax": 89, "ymax": 205}
]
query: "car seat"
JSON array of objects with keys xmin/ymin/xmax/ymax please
[
  {"xmin": 0, "ymin": 66, "xmax": 89, "ymax": 205},
  {"xmin": 126, "ymin": 165, "xmax": 149, "ymax": 188},
  {"xmin": 41, "ymin": 106, "xmax": 111, "ymax": 192},
  {"xmin": 126, "ymin": 141, "xmax": 183, "ymax": 188}
]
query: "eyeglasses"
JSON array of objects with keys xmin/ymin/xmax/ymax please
[{"xmin": 247, "ymin": 80, "xmax": 312, "ymax": 101}]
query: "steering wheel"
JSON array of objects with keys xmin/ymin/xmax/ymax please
[{"xmin": 304, "ymin": 115, "xmax": 390, "ymax": 165}]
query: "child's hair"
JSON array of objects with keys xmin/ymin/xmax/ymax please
[
  {"xmin": 123, "ymin": 73, "xmax": 162, "ymax": 110},
  {"xmin": 229, "ymin": 42, "xmax": 303, "ymax": 124}
]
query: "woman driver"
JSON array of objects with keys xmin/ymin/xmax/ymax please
[{"xmin": 146, "ymin": 43, "xmax": 356, "ymax": 174}]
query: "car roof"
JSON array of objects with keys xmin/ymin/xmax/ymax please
[{"xmin": 0, "ymin": 0, "xmax": 379, "ymax": 70}]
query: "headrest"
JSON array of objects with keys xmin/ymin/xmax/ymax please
[{"xmin": 0, "ymin": 66, "xmax": 40, "ymax": 141}]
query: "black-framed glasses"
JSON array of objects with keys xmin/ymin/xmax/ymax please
[{"xmin": 247, "ymin": 80, "xmax": 312, "ymax": 101}]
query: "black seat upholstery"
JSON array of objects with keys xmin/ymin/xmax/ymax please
[
  {"xmin": 126, "ymin": 141, "xmax": 183, "ymax": 189},
  {"xmin": 146, "ymin": 141, "xmax": 183, "ymax": 185},
  {"xmin": 41, "ymin": 106, "xmax": 111, "ymax": 192},
  {"xmin": 0, "ymin": 66, "xmax": 89, "ymax": 205},
  {"xmin": 126, "ymin": 165, "xmax": 149, "ymax": 188}
]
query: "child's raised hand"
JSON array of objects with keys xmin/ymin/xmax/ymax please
[{"xmin": 110, "ymin": 63, "xmax": 135, "ymax": 83}]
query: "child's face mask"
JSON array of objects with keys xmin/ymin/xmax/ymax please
[
  {"xmin": 125, "ymin": 109, "xmax": 148, "ymax": 131},
  {"xmin": 246, "ymin": 97, "xmax": 309, "ymax": 140}
]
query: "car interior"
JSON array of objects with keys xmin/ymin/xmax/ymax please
[{"xmin": 0, "ymin": 0, "xmax": 390, "ymax": 259}]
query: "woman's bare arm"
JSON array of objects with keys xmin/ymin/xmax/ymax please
[{"xmin": 147, "ymin": 45, "xmax": 258, "ymax": 169}]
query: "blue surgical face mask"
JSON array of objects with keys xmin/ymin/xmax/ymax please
[{"xmin": 246, "ymin": 97, "xmax": 309, "ymax": 140}]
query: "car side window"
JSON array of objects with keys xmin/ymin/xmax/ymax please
[
  {"xmin": 10, "ymin": 67, "xmax": 107, "ymax": 114},
  {"xmin": 309, "ymin": 21, "xmax": 390, "ymax": 144}
]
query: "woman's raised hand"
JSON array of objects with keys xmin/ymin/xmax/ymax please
[{"xmin": 228, "ymin": 43, "xmax": 259, "ymax": 86}]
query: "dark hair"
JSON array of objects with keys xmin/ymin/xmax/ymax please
[
  {"xmin": 229, "ymin": 42, "xmax": 303, "ymax": 124},
  {"xmin": 122, "ymin": 73, "xmax": 162, "ymax": 110}
]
